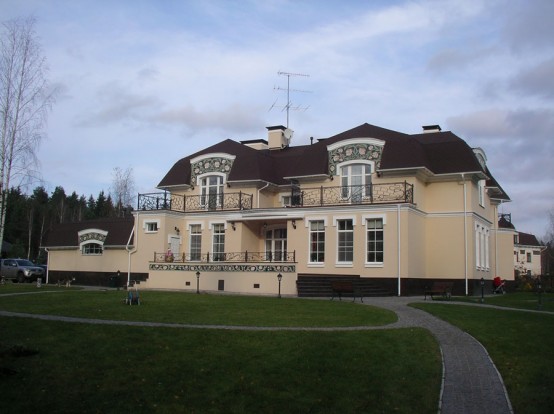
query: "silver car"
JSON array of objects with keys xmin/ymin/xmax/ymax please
[{"xmin": 0, "ymin": 259, "xmax": 45, "ymax": 283}]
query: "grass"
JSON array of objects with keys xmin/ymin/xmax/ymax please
[
  {"xmin": 0, "ymin": 286, "xmax": 396, "ymax": 327},
  {"xmin": 0, "ymin": 288, "xmax": 441, "ymax": 413},
  {"xmin": 451, "ymin": 291, "xmax": 554, "ymax": 312},
  {"xmin": 412, "ymin": 302, "xmax": 554, "ymax": 414}
]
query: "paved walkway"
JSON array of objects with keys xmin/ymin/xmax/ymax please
[
  {"xmin": 365, "ymin": 297, "xmax": 513, "ymax": 414},
  {"xmin": 0, "ymin": 293, "xmax": 523, "ymax": 414}
]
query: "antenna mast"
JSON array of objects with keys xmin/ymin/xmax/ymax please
[{"xmin": 271, "ymin": 71, "xmax": 310, "ymax": 128}]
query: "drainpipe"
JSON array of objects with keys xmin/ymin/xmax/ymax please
[
  {"xmin": 397, "ymin": 204, "xmax": 401, "ymax": 296},
  {"xmin": 461, "ymin": 173, "xmax": 468, "ymax": 295},
  {"xmin": 257, "ymin": 181, "xmax": 270, "ymax": 208},
  {"xmin": 126, "ymin": 213, "xmax": 138, "ymax": 287},
  {"xmin": 44, "ymin": 247, "xmax": 50, "ymax": 284}
]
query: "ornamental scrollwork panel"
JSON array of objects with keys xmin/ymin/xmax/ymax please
[
  {"xmin": 328, "ymin": 143, "xmax": 383, "ymax": 175},
  {"xmin": 190, "ymin": 157, "xmax": 234, "ymax": 185}
]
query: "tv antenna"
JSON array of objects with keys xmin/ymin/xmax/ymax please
[{"xmin": 269, "ymin": 71, "xmax": 311, "ymax": 128}]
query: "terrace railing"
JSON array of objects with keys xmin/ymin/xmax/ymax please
[
  {"xmin": 138, "ymin": 191, "xmax": 253, "ymax": 213},
  {"xmin": 154, "ymin": 251, "xmax": 296, "ymax": 263},
  {"xmin": 290, "ymin": 181, "xmax": 414, "ymax": 207}
]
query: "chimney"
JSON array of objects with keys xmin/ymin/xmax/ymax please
[
  {"xmin": 267, "ymin": 125, "xmax": 293, "ymax": 150},
  {"xmin": 422, "ymin": 125, "xmax": 442, "ymax": 133}
]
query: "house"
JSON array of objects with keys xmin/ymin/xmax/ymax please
[
  {"xmin": 43, "ymin": 217, "xmax": 147, "ymax": 286},
  {"xmin": 514, "ymin": 231, "xmax": 544, "ymax": 278},
  {"xmin": 43, "ymin": 122, "xmax": 515, "ymax": 296}
]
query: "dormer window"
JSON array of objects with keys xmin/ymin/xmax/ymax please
[
  {"xmin": 82, "ymin": 242, "xmax": 103, "ymax": 255},
  {"xmin": 201, "ymin": 175, "xmax": 224, "ymax": 210},
  {"xmin": 340, "ymin": 163, "xmax": 373, "ymax": 203}
]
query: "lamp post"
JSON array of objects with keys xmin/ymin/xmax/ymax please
[
  {"xmin": 537, "ymin": 278, "xmax": 543, "ymax": 310},
  {"xmin": 480, "ymin": 277, "xmax": 484, "ymax": 303},
  {"xmin": 196, "ymin": 271, "xmax": 200, "ymax": 294},
  {"xmin": 277, "ymin": 273, "xmax": 282, "ymax": 298}
]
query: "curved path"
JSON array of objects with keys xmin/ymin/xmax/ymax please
[
  {"xmin": 0, "ymin": 293, "xmax": 518, "ymax": 413},
  {"xmin": 366, "ymin": 297, "xmax": 513, "ymax": 414}
]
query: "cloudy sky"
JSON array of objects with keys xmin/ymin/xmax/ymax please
[{"xmin": 3, "ymin": 0, "xmax": 553, "ymax": 239}]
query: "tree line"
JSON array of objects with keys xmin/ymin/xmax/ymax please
[{"xmin": 3, "ymin": 185, "xmax": 134, "ymax": 263}]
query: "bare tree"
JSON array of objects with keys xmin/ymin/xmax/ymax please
[
  {"xmin": 0, "ymin": 16, "xmax": 55, "ymax": 252},
  {"xmin": 111, "ymin": 166, "xmax": 135, "ymax": 217}
]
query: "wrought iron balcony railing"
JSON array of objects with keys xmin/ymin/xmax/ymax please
[
  {"xmin": 138, "ymin": 191, "xmax": 253, "ymax": 213},
  {"xmin": 289, "ymin": 181, "xmax": 414, "ymax": 207},
  {"xmin": 154, "ymin": 251, "xmax": 296, "ymax": 263}
]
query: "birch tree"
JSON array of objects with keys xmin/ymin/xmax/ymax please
[
  {"xmin": 0, "ymin": 16, "xmax": 55, "ymax": 252},
  {"xmin": 111, "ymin": 166, "xmax": 135, "ymax": 217}
]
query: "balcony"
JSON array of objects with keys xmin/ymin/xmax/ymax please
[
  {"xmin": 154, "ymin": 251, "xmax": 296, "ymax": 263},
  {"xmin": 290, "ymin": 182, "xmax": 414, "ymax": 207},
  {"xmin": 138, "ymin": 191, "xmax": 253, "ymax": 213},
  {"xmin": 137, "ymin": 182, "xmax": 413, "ymax": 213}
]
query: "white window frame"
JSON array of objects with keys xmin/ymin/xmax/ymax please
[
  {"xmin": 335, "ymin": 217, "xmax": 354, "ymax": 266},
  {"xmin": 308, "ymin": 220, "xmax": 325, "ymax": 266},
  {"xmin": 478, "ymin": 180, "xmax": 486, "ymax": 207},
  {"xmin": 475, "ymin": 223, "xmax": 490, "ymax": 270},
  {"xmin": 143, "ymin": 219, "xmax": 160, "ymax": 233},
  {"xmin": 338, "ymin": 161, "xmax": 374, "ymax": 202},
  {"xmin": 189, "ymin": 224, "xmax": 202, "ymax": 261},
  {"xmin": 82, "ymin": 242, "xmax": 103, "ymax": 255},
  {"xmin": 197, "ymin": 172, "xmax": 225, "ymax": 209},
  {"xmin": 364, "ymin": 216, "xmax": 385, "ymax": 267},
  {"xmin": 211, "ymin": 223, "xmax": 226, "ymax": 261}
]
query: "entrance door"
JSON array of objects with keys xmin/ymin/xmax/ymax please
[{"xmin": 265, "ymin": 228, "xmax": 287, "ymax": 261}]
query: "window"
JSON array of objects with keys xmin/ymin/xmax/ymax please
[
  {"xmin": 340, "ymin": 164, "xmax": 372, "ymax": 203},
  {"xmin": 82, "ymin": 242, "xmax": 102, "ymax": 255},
  {"xmin": 201, "ymin": 175, "xmax": 224, "ymax": 209},
  {"xmin": 309, "ymin": 221, "xmax": 325, "ymax": 263},
  {"xmin": 366, "ymin": 219, "xmax": 384, "ymax": 264},
  {"xmin": 143, "ymin": 219, "xmax": 160, "ymax": 233},
  {"xmin": 265, "ymin": 228, "xmax": 287, "ymax": 261},
  {"xmin": 478, "ymin": 180, "xmax": 485, "ymax": 207},
  {"xmin": 337, "ymin": 219, "xmax": 354, "ymax": 263},
  {"xmin": 475, "ymin": 224, "xmax": 490, "ymax": 270},
  {"xmin": 190, "ymin": 224, "xmax": 202, "ymax": 261},
  {"xmin": 526, "ymin": 252, "xmax": 532, "ymax": 263},
  {"xmin": 212, "ymin": 223, "xmax": 225, "ymax": 261}
]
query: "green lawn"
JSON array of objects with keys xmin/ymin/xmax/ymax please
[
  {"xmin": 0, "ymin": 286, "xmax": 395, "ymax": 327},
  {"xmin": 451, "ymin": 291, "xmax": 554, "ymax": 312},
  {"xmin": 0, "ymin": 288, "xmax": 441, "ymax": 413},
  {"xmin": 412, "ymin": 302, "xmax": 554, "ymax": 414}
]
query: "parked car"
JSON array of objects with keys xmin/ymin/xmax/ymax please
[{"xmin": 0, "ymin": 259, "xmax": 45, "ymax": 283}]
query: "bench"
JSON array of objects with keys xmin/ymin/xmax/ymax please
[
  {"xmin": 424, "ymin": 282, "xmax": 453, "ymax": 300},
  {"xmin": 331, "ymin": 280, "xmax": 363, "ymax": 303}
]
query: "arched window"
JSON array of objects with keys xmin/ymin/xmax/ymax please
[
  {"xmin": 200, "ymin": 175, "xmax": 224, "ymax": 210},
  {"xmin": 340, "ymin": 163, "xmax": 372, "ymax": 203}
]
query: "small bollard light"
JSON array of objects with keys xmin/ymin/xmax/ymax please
[
  {"xmin": 480, "ymin": 277, "xmax": 485, "ymax": 303},
  {"xmin": 196, "ymin": 271, "xmax": 200, "ymax": 294},
  {"xmin": 277, "ymin": 273, "xmax": 283, "ymax": 298},
  {"xmin": 538, "ymin": 279, "xmax": 543, "ymax": 310}
]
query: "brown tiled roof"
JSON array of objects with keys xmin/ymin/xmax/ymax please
[
  {"xmin": 157, "ymin": 123, "xmax": 509, "ymax": 200},
  {"xmin": 517, "ymin": 232, "xmax": 541, "ymax": 247},
  {"xmin": 43, "ymin": 217, "xmax": 134, "ymax": 248}
]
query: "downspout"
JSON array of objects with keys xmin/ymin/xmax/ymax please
[
  {"xmin": 397, "ymin": 204, "xmax": 401, "ymax": 296},
  {"xmin": 257, "ymin": 181, "xmax": 270, "ymax": 208},
  {"xmin": 462, "ymin": 173, "xmax": 468, "ymax": 295},
  {"xmin": 126, "ymin": 213, "xmax": 138, "ymax": 287},
  {"xmin": 44, "ymin": 247, "xmax": 50, "ymax": 284},
  {"xmin": 494, "ymin": 203, "xmax": 499, "ymax": 278}
]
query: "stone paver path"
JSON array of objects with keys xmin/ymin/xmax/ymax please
[{"xmin": 366, "ymin": 297, "xmax": 513, "ymax": 414}]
